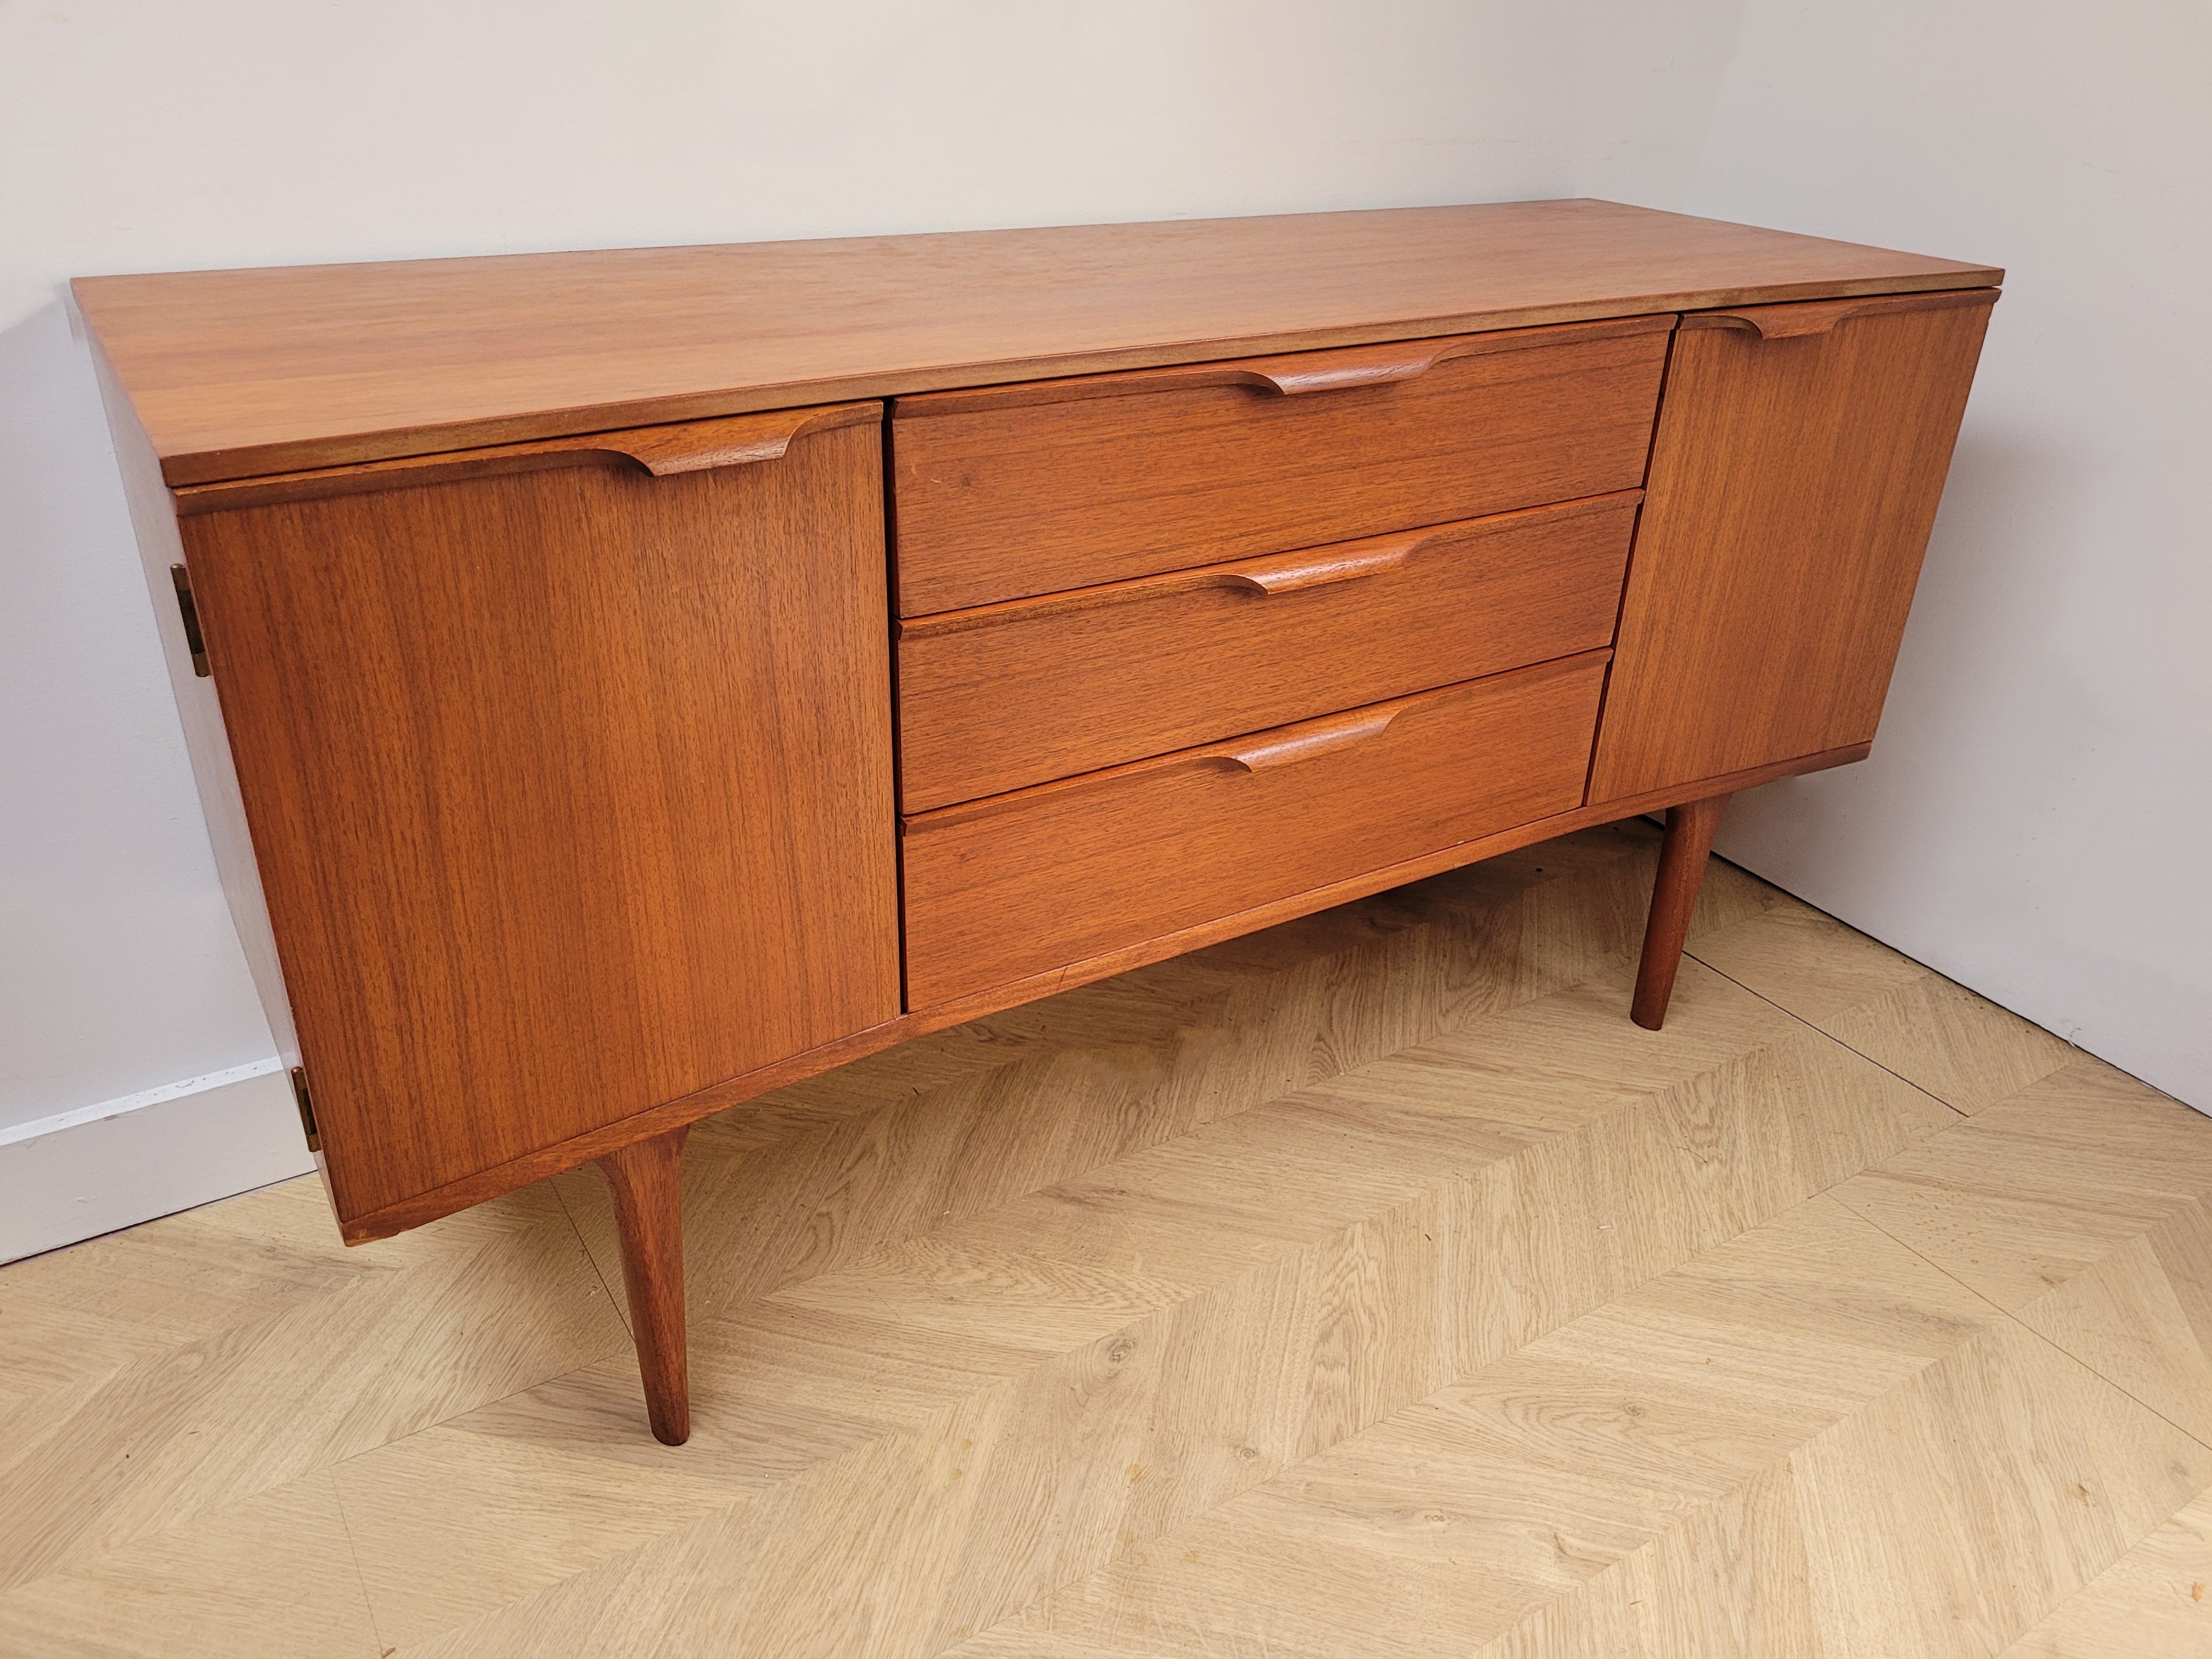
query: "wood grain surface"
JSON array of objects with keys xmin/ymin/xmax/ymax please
[
  {"xmin": 177, "ymin": 410, "xmax": 901, "ymax": 1224},
  {"xmin": 1690, "ymin": 901, "xmax": 2080, "ymax": 1118},
  {"xmin": 890, "ymin": 317, "xmax": 1668, "ymax": 613},
  {"xmin": 898, "ymin": 493, "xmax": 1639, "ymax": 810},
  {"xmin": 2004, "ymin": 1489, "xmax": 2212, "ymax": 1657},
  {"xmin": 1590, "ymin": 289, "xmax": 1997, "ymax": 802},
  {"xmin": 901, "ymin": 653, "xmax": 1609, "ymax": 1005},
  {"xmin": 72, "ymin": 199, "xmax": 2000, "ymax": 486},
  {"xmin": 8, "ymin": 831, "xmax": 2198, "ymax": 1659}
]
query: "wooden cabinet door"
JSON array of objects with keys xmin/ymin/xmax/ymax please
[
  {"xmin": 1589, "ymin": 290, "xmax": 1997, "ymax": 803},
  {"xmin": 175, "ymin": 405, "xmax": 900, "ymax": 1227}
]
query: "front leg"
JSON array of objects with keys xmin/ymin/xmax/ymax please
[
  {"xmin": 597, "ymin": 1124, "xmax": 693, "ymax": 1444},
  {"xmin": 1630, "ymin": 794, "xmax": 1731, "ymax": 1031}
]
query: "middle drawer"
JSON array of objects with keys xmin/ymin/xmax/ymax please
[{"xmin": 898, "ymin": 492, "xmax": 1637, "ymax": 811}]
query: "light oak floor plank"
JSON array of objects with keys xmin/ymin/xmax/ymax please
[
  {"xmin": 959, "ymin": 1201, "xmax": 2207, "ymax": 1659},
  {"xmin": 0, "ymin": 1469, "xmax": 381, "ymax": 1659},
  {"xmin": 363, "ymin": 970, "xmax": 1950, "ymax": 1655},
  {"xmin": 1997, "ymin": 1485, "xmax": 2212, "ymax": 1657},
  {"xmin": 1835, "ymin": 1057, "xmax": 2212, "ymax": 1442},
  {"xmin": 2, "ymin": 830, "xmax": 2201, "ymax": 1659},
  {"xmin": 0, "ymin": 1175, "xmax": 626, "ymax": 1592},
  {"xmin": 1690, "ymin": 904, "xmax": 2078, "ymax": 1114}
]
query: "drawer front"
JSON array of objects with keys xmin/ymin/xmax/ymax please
[
  {"xmin": 891, "ymin": 316, "xmax": 1673, "ymax": 615},
  {"xmin": 899, "ymin": 493, "xmax": 1637, "ymax": 810},
  {"xmin": 901, "ymin": 652, "xmax": 1608, "ymax": 1006}
]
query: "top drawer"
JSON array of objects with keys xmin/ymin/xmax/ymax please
[{"xmin": 890, "ymin": 314, "xmax": 1673, "ymax": 615}]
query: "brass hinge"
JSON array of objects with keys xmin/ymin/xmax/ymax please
[
  {"xmin": 170, "ymin": 565, "xmax": 211, "ymax": 676},
  {"xmin": 289, "ymin": 1066, "xmax": 322, "ymax": 1153}
]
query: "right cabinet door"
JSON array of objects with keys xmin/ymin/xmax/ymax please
[{"xmin": 1589, "ymin": 289, "xmax": 1997, "ymax": 804}]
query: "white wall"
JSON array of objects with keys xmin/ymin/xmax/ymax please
[
  {"xmin": 3, "ymin": 0, "xmax": 2203, "ymax": 1250},
  {"xmin": 1681, "ymin": 0, "xmax": 2212, "ymax": 1110}
]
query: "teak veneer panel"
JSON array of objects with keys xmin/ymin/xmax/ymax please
[
  {"xmin": 891, "ymin": 317, "xmax": 1668, "ymax": 614},
  {"xmin": 177, "ymin": 407, "xmax": 901, "ymax": 1222},
  {"xmin": 72, "ymin": 199, "xmax": 2000, "ymax": 486},
  {"xmin": 898, "ymin": 493, "xmax": 1639, "ymax": 810},
  {"xmin": 1592, "ymin": 288, "xmax": 1998, "ymax": 801},
  {"xmin": 901, "ymin": 653, "xmax": 1609, "ymax": 1006}
]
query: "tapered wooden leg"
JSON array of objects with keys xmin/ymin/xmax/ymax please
[
  {"xmin": 597, "ymin": 1124, "xmax": 692, "ymax": 1445},
  {"xmin": 1631, "ymin": 793, "xmax": 1731, "ymax": 1031}
]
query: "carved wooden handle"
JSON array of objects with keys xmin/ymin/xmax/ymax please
[
  {"xmin": 1230, "ymin": 345, "xmax": 1457, "ymax": 394},
  {"xmin": 895, "ymin": 315, "xmax": 1677, "ymax": 419},
  {"xmin": 1684, "ymin": 286, "xmax": 2000, "ymax": 341},
  {"xmin": 900, "ymin": 529, "xmax": 1428, "ymax": 639},
  {"xmin": 903, "ymin": 649, "xmax": 1611, "ymax": 836},
  {"xmin": 1209, "ymin": 664, "xmax": 1585, "ymax": 773},
  {"xmin": 1212, "ymin": 537, "xmax": 1420, "ymax": 594},
  {"xmin": 1699, "ymin": 302, "xmax": 1858, "ymax": 340},
  {"xmin": 174, "ymin": 402, "xmax": 881, "ymax": 515},
  {"xmin": 1214, "ymin": 704, "xmax": 1401, "ymax": 772},
  {"xmin": 1222, "ymin": 336, "xmax": 1511, "ymax": 396},
  {"xmin": 579, "ymin": 405, "xmax": 863, "ymax": 475},
  {"xmin": 898, "ymin": 497, "xmax": 1650, "ymax": 641}
]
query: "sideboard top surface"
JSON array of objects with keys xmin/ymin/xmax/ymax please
[{"xmin": 74, "ymin": 198, "xmax": 2001, "ymax": 486}]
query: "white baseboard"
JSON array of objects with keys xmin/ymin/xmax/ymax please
[{"xmin": 0, "ymin": 1062, "xmax": 316, "ymax": 1263}]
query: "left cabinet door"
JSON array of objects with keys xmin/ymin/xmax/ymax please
[{"xmin": 176, "ymin": 405, "xmax": 900, "ymax": 1228}]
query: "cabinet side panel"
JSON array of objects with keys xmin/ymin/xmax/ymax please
[
  {"xmin": 1589, "ymin": 295, "xmax": 1995, "ymax": 802},
  {"xmin": 179, "ymin": 419, "xmax": 900, "ymax": 1222}
]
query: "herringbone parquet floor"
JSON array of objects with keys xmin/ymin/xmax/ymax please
[{"xmin": 4, "ymin": 821, "xmax": 2209, "ymax": 1657}]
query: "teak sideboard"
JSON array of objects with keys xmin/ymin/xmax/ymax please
[{"xmin": 76, "ymin": 200, "xmax": 2000, "ymax": 1444}]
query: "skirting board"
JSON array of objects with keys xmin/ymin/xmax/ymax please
[{"xmin": 0, "ymin": 1065, "xmax": 314, "ymax": 1263}]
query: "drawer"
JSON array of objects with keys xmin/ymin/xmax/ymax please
[
  {"xmin": 901, "ymin": 651, "xmax": 1609, "ymax": 1006},
  {"xmin": 898, "ymin": 493, "xmax": 1637, "ymax": 810},
  {"xmin": 890, "ymin": 314, "xmax": 1672, "ymax": 616}
]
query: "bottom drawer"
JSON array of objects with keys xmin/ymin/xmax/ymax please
[{"xmin": 901, "ymin": 651, "xmax": 1609, "ymax": 1006}]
